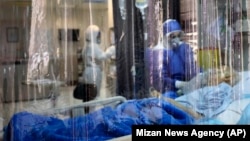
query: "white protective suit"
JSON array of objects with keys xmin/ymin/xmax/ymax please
[{"xmin": 82, "ymin": 25, "xmax": 113, "ymax": 97}]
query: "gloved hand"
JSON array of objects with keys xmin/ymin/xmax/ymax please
[
  {"xmin": 105, "ymin": 45, "xmax": 116, "ymax": 59},
  {"xmin": 175, "ymin": 81, "xmax": 188, "ymax": 95},
  {"xmin": 177, "ymin": 73, "xmax": 208, "ymax": 94},
  {"xmin": 175, "ymin": 80, "xmax": 188, "ymax": 89}
]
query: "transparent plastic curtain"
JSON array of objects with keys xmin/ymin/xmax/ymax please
[
  {"xmin": 1, "ymin": 0, "xmax": 250, "ymax": 140},
  {"xmin": 144, "ymin": 0, "xmax": 250, "ymax": 124},
  {"xmin": 200, "ymin": 0, "xmax": 249, "ymax": 71},
  {"xmin": 145, "ymin": 0, "xmax": 163, "ymax": 93},
  {"xmin": 1, "ymin": 0, "xmax": 114, "ymax": 134},
  {"xmin": 114, "ymin": 0, "xmax": 155, "ymax": 99},
  {"xmin": 18, "ymin": 0, "xmax": 114, "ymax": 114},
  {"xmin": 185, "ymin": 0, "xmax": 250, "ymax": 124},
  {"xmin": 0, "ymin": 0, "xmax": 32, "ymax": 129},
  {"xmin": 23, "ymin": 0, "xmax": 64, "ymax": 112},
  {"xmin": 199, "ymin": 0, "xmax": 249, "ymax": 86},
  {"xmin": 0, "ymin": 0, "xmax": 79, "ymax": 129}
]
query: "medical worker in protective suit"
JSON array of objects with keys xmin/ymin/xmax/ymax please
[
  {"xmin": 82, "ymin": 25, "xmax": 114, "ymax": 98},
  {"xmin": 152, "ymin": 19, "xmax": 202, "ymax": 98}
]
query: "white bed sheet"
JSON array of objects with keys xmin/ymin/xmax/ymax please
[
  {"xmin": 215, "ymin": 71, "xmax": 250, "ymax": 124},
  {"xmin": 216, "ymin": 98, "xmax": 250, "ymax": 124},
  {"xmin": 175, "ymin": 71, "xmax": 250, "ymax": 124}
]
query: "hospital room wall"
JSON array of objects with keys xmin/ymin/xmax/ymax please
[
  {"xmin": 0, "ymin": 2, "xmax": 32, "ymax": 103},
  {"xmin": 0, "ymin": 0, "xmax": 114, "ymax": 101}
]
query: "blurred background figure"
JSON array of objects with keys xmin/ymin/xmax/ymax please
[
  {"xmin": 105, "ymin": 44, "xmax": 116, "ymax": 96},
  {"xmin": 82, "ymin": 25, "xmax": 113, "ymax": 98},
  {"xmin": 105, "ymin": 27, "xmax": 116, "ymax": 96}
]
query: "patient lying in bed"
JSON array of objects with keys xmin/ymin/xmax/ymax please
[
  {"xmin": 151, "ymin": 66, "xmax": 242, "ymax": 119},
  {"xmin": 3, "ymin": 67, "xmax": 249, "ymax": 140},
  {"xmin": 4, "ymin": 97, "xmax": 195, "ymax": 141},
  {"xmin": 4, "ymin": 91, "xmax": 250, "ymax": 141}
]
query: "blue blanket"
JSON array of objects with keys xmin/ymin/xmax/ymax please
[{"xmin": 4, "ymin": 98, "xmax": 194, "ymax": 141}]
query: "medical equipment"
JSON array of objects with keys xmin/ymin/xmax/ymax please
[
  {"xmin": 119, "ymin": 0, "xmax": 126, "ymax": 20},
  {"xmin": 135, "ymin": 0, "xmax": 148, "ymax": 20}
]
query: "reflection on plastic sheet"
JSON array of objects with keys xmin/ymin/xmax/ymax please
[
  {"xmin": 29, "ymin": 52, "xmax": 50, "ymax": 79},
  {"xmin": 0, "ymin": 0, "xmax": 250, "ymax": 140}
]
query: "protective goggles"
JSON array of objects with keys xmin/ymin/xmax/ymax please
[{"xmin": 169, "ymin": 33, "xmax": 181, "ymax": 39}]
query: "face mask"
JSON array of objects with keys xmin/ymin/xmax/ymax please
[{"xmin": 170, "ymin": 37, "xmax": 181, "ymax": 47}]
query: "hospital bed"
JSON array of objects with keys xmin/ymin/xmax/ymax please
[
  {"xmin": 0, "ymin": 95, "xmax": 128, "ymax": 140},
  {"xmin": 2, "ymin": 71, "xmax": 250, "ymax": 141},
  {"xmin": 37, "ymin": 95, "xmax": 127, "ymax": 119}
]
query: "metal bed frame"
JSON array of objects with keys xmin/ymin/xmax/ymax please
[{"xmin": 38, "ymin": 96, "xmax": 127, "ymax": 118}]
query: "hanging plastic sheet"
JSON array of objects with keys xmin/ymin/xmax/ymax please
[{"xmin": 1, "ymin": 0, "xmax": 250, "ymax": 141}]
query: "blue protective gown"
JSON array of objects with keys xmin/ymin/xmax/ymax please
[{"xmin": 146, "ymin": 43, "xmax": 200, "ymax": 98}]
